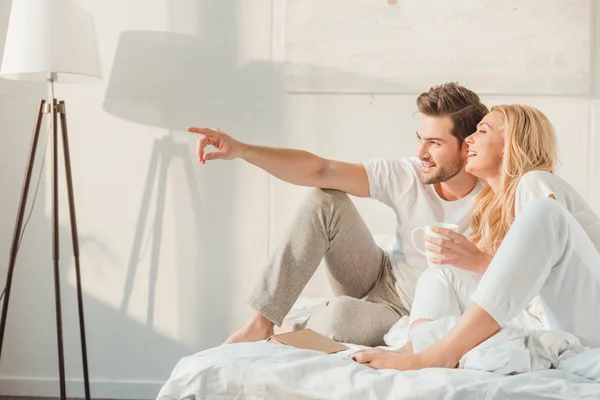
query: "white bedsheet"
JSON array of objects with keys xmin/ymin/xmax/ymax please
[
  {"xmin": 157, "ymin": 340, "xmax": 600, "ymax": 400},
  {"xmin": 385, "ymin": 315, "xmax": 592, "ymax": 375}
]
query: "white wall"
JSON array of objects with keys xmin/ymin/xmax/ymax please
[{"xmin": 0, "ymin": 0, "xmax": 598, "ymax": 398}]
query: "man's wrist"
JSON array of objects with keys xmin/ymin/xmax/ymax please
[{"xmin": 239, "ymin": 142, "xmax": 251, "ymax": 159}]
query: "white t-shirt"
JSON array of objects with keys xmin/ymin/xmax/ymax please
[
  {"xmin": 363, "ymin": 157, "xmax": 481, "ymax": 308},
  {"xmin": 516, "ymin": 171, "xmax": 600, "ymax": 254}
]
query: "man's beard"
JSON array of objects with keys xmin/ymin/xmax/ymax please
[{"xmin": 419, "ymin": 156, "xmax": 465, "ymax": 185}]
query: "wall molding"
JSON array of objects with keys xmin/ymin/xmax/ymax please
[{"xmin": 0, "ymin": 376, "xmax": 162, "ymax": 399}]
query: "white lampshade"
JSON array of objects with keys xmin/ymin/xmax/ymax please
[{"xmin": 0, "ymin": 0, "xmax": 102, "ymax": 82}]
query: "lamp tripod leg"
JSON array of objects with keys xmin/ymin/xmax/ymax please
[
  {"xmin": 0, "ymin": 100, "xmax": 46, "ymax": 362},
  {"xmin": 50, "ymin": 98, "xmax": 67, "ymax": 400},
  {"xmin": 59, "ymin": 101, "xmax": 91, "ymax": 400}
]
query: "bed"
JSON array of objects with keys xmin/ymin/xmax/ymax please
[
  {"xmin": 157, "ymin": 299, "xmax": 600, "ymax": 400},
  {"xmin": 157, "ymin": 342, "xmax": 600, "ymax": 399}
]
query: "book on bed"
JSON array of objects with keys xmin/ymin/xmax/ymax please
[{"xmin": 267, "ymin": 329, "xmax": 349, "ymax": 354}]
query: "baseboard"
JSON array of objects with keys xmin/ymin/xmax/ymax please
[{"xmin": 0, "ymin": 376, "xmax": 163, "ymax": 399}]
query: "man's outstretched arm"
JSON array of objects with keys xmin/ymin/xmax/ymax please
[{"xmin": 188, "ymin": 127, "xmax": 370, "ymax": 198}]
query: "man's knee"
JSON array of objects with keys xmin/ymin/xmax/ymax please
[
  {"xmin": 518, "ymin": 197, "xmax": 569, "ymax": 229},
  {"xmin": 305, "ymin": 296, "xmax": 395, "ymax": 346},
  {"xmin": 521, "ymin": 197, "xmax": 563, "ymax": 216},
  {"xmin": 301, "ymin": 188, "xmax": 351, "ymax": 212},
  {"xmin": 305, "ymin": 296, "xmax": 360, "ymax": 339},
  {"xmin": 316, "ymin": 296, "xmax": 357, "ymax": 332},
  {"xmin": 327, "ymin": 295, "xmax": 359, "ymax": 324}
]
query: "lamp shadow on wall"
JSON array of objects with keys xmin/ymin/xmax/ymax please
[
  {"xmin": 101, "ymin": 24, "xmax": 414, "ymax": 350},
  {"xmin": 102, "ymin": 29, "xmax": 255, "ymax": 350}
]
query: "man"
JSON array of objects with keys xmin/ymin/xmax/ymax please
[{"xmin": 188, "ymin": 82, "xmax": 488, "ymax": 346}]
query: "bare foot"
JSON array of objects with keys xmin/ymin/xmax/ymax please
[{"xmin": 225, "ymin": 312, "xmax": 275, "ymax": 344}]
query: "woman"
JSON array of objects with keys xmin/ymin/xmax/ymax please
[{"xmin": 349, "ymin": 104, "xmax": 600, "ymax": 370}]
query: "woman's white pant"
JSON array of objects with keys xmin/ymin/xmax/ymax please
[{"xmin": 410, "ymin": 198, "xmax": 600, "ymax": 347}]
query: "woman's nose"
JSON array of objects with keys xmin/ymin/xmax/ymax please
[{"xmin": 465, "ymin": 134, "xmax": 474, "ymax": 145}]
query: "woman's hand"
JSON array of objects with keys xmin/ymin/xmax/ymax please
[
  {"xmin": 349, "ymin": 348, "xmax": 452, "ymax": 371},
  {"xmin": 425, "ymin": 227, "xmax": 492, "ymax": 274},
  {"xmin": 349, "ymin": 348, "xmax": 403, "ymax": 370}
]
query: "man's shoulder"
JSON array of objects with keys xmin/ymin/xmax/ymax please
[
  {"xmin": 364, "ymin": 156, "xmax": 420, "ymax": 172},
  {"xmin": 364, "ymin": 155, "xmax": 418, "ymax": 163},
  {"xmin": 362, "ymin": 157, "xmax": 422, "ymax": 203},
  {"xmin": 402, "ymin": 156, "xmax": 422, "ymax": 171}
]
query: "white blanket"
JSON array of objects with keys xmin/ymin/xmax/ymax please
[
  {"xmin": 157, "ymin": 340, "xmax": 600, "ymax": 400},
  {"xmin": 384, "ymin": 316, "xmax": 590, "ymax": 374},
  {"xmin": 158, "ymin": 299, "xmax": 600, "ymax": 399}
]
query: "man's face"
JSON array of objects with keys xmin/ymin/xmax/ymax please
[{"xmin": 415, "ymin": 115, "xmax": 466, "ymax": 184}]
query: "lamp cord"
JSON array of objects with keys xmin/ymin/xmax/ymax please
[{"xmin": 0, "ymin": 123, "xmax": 51, "ymax": 303}]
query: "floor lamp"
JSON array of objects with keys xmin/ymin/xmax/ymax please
[{"xmin": 0, "ymin": 1, "xmax": 102, "ymax": 399}]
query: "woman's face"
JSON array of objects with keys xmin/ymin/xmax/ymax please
[{"xmin": 464, "ymin": 111, "xmax": 505, "ymax": 179}]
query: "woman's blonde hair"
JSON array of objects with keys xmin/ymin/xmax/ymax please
[{"xmin": 470, "ymin": 105, "xmax": 558, "ymax": 253}]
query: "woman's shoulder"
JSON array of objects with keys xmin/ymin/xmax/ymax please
[
  {"xmin": 516, "ymin": 170, "xmax": 587, "ymax": 212},
  {"xmin": 518, "ymin": 170, "xmax": 561, "ymax": 186},
  {"xmin": 517, "ymin": 170, "xmax": 574, "ymax": 194},
  {"xmin": 516, "ymin": 171, "xmax": 567, "ymax": 210}
]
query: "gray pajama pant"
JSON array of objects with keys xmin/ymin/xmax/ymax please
[{"xmin": 248, "ymin": 188, "xmax": 408, "ymax": 346}]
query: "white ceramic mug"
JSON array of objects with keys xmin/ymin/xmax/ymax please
[{"xmin": 411, "ymin": 223, "xmax": 459, "ymax": 268}]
